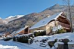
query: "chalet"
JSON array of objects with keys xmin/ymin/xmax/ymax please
[
  {"xmin": 4, "ymin": 26, "xmax": 29, "ymax": 37},
  {"xmin": 12, "ymin": 26, "xmax": 29, "ymax": 36},
  {"xmin": 30, "ymin": 12, "xmax": 71, "ymax": 34}
]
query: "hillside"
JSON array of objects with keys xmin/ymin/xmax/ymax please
[{"xmin": 0, "ymin": 4, "xmax": 74, "ymax": 34}]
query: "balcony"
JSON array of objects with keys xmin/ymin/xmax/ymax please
[{"xmin": 58, "ymin": 22, "xmax": 70, "ymax": 29}]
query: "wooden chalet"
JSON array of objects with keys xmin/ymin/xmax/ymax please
[
  {"xmin": 13, "ymin": 26, "xmax": 29, "ymax": 35},
  {"xmin": 30, "ymin": 12, "xmax": 71, "ymax": 34},
  {"xmin": 4, "ymin": 26, "xmax": 30, "ymax": 37}
]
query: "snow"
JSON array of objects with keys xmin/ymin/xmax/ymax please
[
  {"xmin": 52, "ymin": 25, "xmax": 63, "ymax": 31},
  {"xmin": 34, "ymin": 33, "xmax": 74, "ymax": 42},
  {"xmin": 15, "ymin": 33, "xmax": 33, "ymax": 37},
  {"xmin": 54, "ymin": 42, "xmax": 64, "ymax": 48},
  {"xmin": 3, "ymin": 20, "xmax": 8, "ymax": 24},
  {"xmin": 0, "ymin": 40, "xmax": 33, "ymax": 49},
  {"xmin": 68, "ymin": 42, "xmax": 74, "ymax": 44},
  {"xmin": 0, "ymin": 33, "xmax": 74, "ymax": 49},
  {"xmin": 33, "ymin": 30, "xmax": 45, "ymax": 32},
  {"xmin": 34, "ymin": 36, "xmax": 49, "ymax": 41},
  {"xmin": 6, "ymin": 15, "xmax": 24, "ymax": 19},
  {"xmin": 0, "ymin": 45, "xmax": 19, "ymax": 49},
  {"xmin": 30, "ymin": 12, "xmax": 63, "ymax": 29},
  {"xmin": 6, "ymin": 16, "xmax": 14, "ymax": 19},
  {"xmin": 4, "ymin": 15, "xmax": 24, "ymax": 24},
  {"xmin": 32, "ymin": 33, "xmax": 74, "ymax": 49},
  {"xmin": 46, "ymin": 33, "xmax": 74, "ymax": 42},
  {"xmin": 29, "ymin": 41, "xmax": 50, "ymax": 49},
  {"xmin": 14, "ymin": 28, "xmax": 25, "ymax": 34},
  {"xmin": 16, "ymin": 15, "xmax": 24, "ymax": 18},
  {"xmin": 11, "ymin": 26, "xmax": 28, "ymax": 36}
]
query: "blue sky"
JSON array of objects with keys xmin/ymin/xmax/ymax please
[{"xmin": 0, "ymin": 0, "xmax": 74, "ymax": 19}]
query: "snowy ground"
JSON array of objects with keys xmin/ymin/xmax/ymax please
[
  {"xmin": 34, "ymin": 33, "xmax": 74, "ymax": 42},
  {"xmin": 0, "ymin": 40, "xmax": 34, "ymax": 49},
  {"xmin": 0, "ymin": 33, "xmax": 74, "ymax": 49},
  {"xmin": 31, "ymin": 33, "xmax": 74, "ymax": 49}
]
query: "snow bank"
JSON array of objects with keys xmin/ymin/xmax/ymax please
[
  {"xmin": 0, "ymin": 33, "xmax": 74, "ymax": 49},
  {"xmin": 0, "ymin": 40, "xmax": 33, "ymax": 49},
  {"xmin": 68, "ymin": 42, "xmax": 74, "ymax": 44},
  {"xmin": 0, "ymin": 45, "xmax": 19, "ymax": 49},
  {"xmin": 54, "ymin": 42, "xmax": 64, "ymax": 48},
  {"xmin": 32, "ymin": 33, "xmax": 74, "ymax": 49}
]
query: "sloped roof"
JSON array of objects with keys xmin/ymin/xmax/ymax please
[
  {"xmin": 15, "ymin": 28, "xmax": 25, "ymax": 33},
  {"xmin": 30, "ymin": 12, "xmax": 63, "ymax": 29},
  {"xmin": 11, "ymin": 28, "xmax": 25, "ymax": 36},
  {"xmin": 11, "ymin": 26, "xmax": 28, "ymax": 35}
]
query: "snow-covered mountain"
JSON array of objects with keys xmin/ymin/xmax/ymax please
[
  {"xmin": 0, "ymin": 19, "xmax": 3, "ymax": 24},
  {"xmin": 5, "ymin": 15, "xmax": 24, "ymax": 22},
  {"xmin": 0, "ymin": 15, "xmax": 24, "ymax": 24},
  {"xmin": 6, "ymin": 15, "xmax": 24, "ymax": 19},
  {"xmin": 0, "ymin": 18, "xmax": 7, "ymax": 24},
  {"xmin": 1, "ymin": 4, "xmax": 74, "ymax": 34}
]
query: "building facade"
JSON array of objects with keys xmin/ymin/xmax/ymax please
[{"xmin": 30, "ymin": 12, "xmax": 71, "ymax": 34}]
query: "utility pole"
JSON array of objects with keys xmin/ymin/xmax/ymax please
[{"xmin": 67, "ymin": 0, "xmax": 73, "ymax": 32}]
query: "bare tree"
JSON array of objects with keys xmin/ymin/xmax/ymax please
[
  {"xmin": 62, "ymin": 0, "xmax": 73, "ymax": 32},
  {"xmin": 67, "ymin": 0, "xmax": 73, "ymax": 32}
]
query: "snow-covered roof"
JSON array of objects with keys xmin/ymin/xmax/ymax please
[
  {"xmin": 16, "ymin": 28, "xmax": 25, "ymax": 33},
  {"xmin": 11, "ymin": 28, "xmax": 25, "ymax": 35},
  {"xmin": 12, "ymin": 26, "xmax": 28, "ymax": 35},
  {"xmin": 15, "ymin": 33, "xmax": 33, "ymax": 37},
  {"xmin": 30, "ymin": 12, "xmax": 63, "ymax": 29}
]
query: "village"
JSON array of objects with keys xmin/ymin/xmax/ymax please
[{"xmin": 0, "ymin": 12, "xmax": 74, "ymax": 49}]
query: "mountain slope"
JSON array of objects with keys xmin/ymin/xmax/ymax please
[
  {"xmin": 5, "ymin": 15, "xmax": 24, "ymax": 22},
  {"xmin": 0, "ymin": 4, "xmax": 74, "ymax": 34}
]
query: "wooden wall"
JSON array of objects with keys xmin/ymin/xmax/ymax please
[{"xmin": 18, "ymin": 27, "xmax": 29, "ymax": 34}]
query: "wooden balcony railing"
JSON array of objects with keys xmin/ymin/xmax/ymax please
[{"xmin": 58, "ymin": 22, "xmax": 70, "ymax": 29}]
